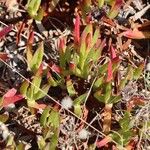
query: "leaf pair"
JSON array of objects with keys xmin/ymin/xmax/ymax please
[{"xmin": 20, "ymin": 73, "xmax": 50, "ymax": 107}]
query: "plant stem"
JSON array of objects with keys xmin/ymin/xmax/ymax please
[{"xmin": 103, "ymin": 103, "xmax": 113, "ymax": 134}]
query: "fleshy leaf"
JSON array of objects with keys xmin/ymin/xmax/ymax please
[
  {"xmin": 106, "ymin": 60, "xmax": 113, "ymax": 82},
  {"xmin": 73, "ymin": 93, "xmax": 87, "ymax": 116},
  {"xmin": 110, "ymin": 45, "xmax": 117, "ymax": 59},
  {"xmin": 47, "ymin": 109, "xmax": 60, "ymax": 128},
  {"xmin": 4, "ymin": 88, "xmax": 17, "ymax": 98},
  {"xmin": 33, "ymin": 84, "xmax": 50, "ymax": 100},
  {"xmin": 2, "ymin": 91, "xmax": 24, "ymax": 107},
  {"xmin": 58, "ymin": 37, "xmax": 66, "ymax": 54},
  {"xmin": 133, "ymin": 63, "xmax": 144, "ymax": 80},
  {"xmin": 27, "ymin": 0, "xmax": 41, "ymax": 18},
  {"xmin": 49, "ymin": 128, "xmax": 59, "ymax": 150},
  {"xmin": 93, "ymin": 76, "xmax": 104, "ymax": 89},
  {"xmin": 34, "ymin": 7, "xmax": 44, "ymax": 21},
  {"xmin": 97, "ymin": 0, "xmax": 105, "ymax": 8},
  {"xmin": 40, "ymin": 106, "xmax": 51, "ymax": 126},
  {"xmin": 31, "ymin": 75, "xmax": 42, "ymax": 94},
  {"xmin": 119, "ymin": 112, "xmax": 131, "ymax": 131},
  {"xmin": 96, "ymin": 136, "xmax": 112, "ymax": 148},
  {"xmin": 121, "ymin": 29, "xmax": 150, "ymax": 39},
  {"xmin": 74, "ymin": 14, "xmax": 80, "ymax": 44},
  {"xmin": 27, "ymin": 31, "xmax": 34, "ymax": 45},
  {"xmin": 0, "ymin": 25, "xmax": 12, "ymax": 39},
  {"xmin": 66, "ymin": 78, "xmax": 76, "ymax": 96},
  {"xmin": 0, "ymin": 53, "xmax": 9, "ymax": 61},
  {"xmin": 108, "ymin": 0, "xmax": 123, "ymax": 19},
  {"xmin": 50, "ymin": 64, "xmax": 61, "ymax": 74},
  {"xmin": 20, "ymin": 80, "xmax": 29, "ymax": 97},
  {"xmin": 30, "ymin": 42, "xmax": 44, "ymax": 72}
]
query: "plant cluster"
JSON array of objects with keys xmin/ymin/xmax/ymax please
[{"xmin": 0, "ymin": 0, "xmax": 150, "ymax": 149}]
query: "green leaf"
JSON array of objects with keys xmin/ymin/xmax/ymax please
[
  {"xmin": 97, "ymin": 0, "xmax": 105, "ymax": 8},
  {"xmin": 107, "ymin": 0, "xmax": 123, "ymax": 19},
  {"xmin": 94, "ymin": 90, "xmax": 102, "ymax": 102},
  {"xmin": 31, "ymin": 75, "xmax": 42, "ymax": 94},
  {"xmin": 27, "ymin": 0, "xmax": 41, "ymax": 18},
  {"xmin": 79, "ymin": 24, "xmax": 92, "ymax": 70},
  {"xmin": 119, "ymin": 112, "xmax": 131, "ymax": 131},
  {"xmin": 49, "ymin": 128, "xmax": 59, "ymax": 150},
  {"xmin": 107, "ymin": 95, "xmax": 121, "ymax": 104},
  {"xmin": 119, "ymin": 65, "xmax": 133, "ymax": 90},
  {"xmin": 47, "ymin": 109, "xmax": 60, "ymax": 128},
  {"xmin": 48, "ymin": 73, "xmax": 58, "ymax": 87},
  {"xmin": 30, "ymin": 42, "xmax": 44, "ymax": 72},
  {"xmin": 33, "ymin": 84, "xmax": 50, "ymax": 100},
  {"xmin": 93, "ymin": 76, "xmax": 104, "ymax": 89},
  {"xmin": 99, "ymin": 63, "xmax": 108, "ymax": 75},
  {"xmin": 26, "ymin": 45, "xmax": 33, "ymax": 70},
  {"xmin": 133, "ymin": 63, "xmax": 144, "ymax": 80},
  {"xmin": 74, "ymin": 104, "xmax": 82, "ymax": 116},
  {"xmin": 91, "ymin": 27, "xmax": 100, "ymax": 47},
  {"xmin": 26, "ymin": 87, "xmax": 34, "ymax": 100},
  {"xmin": 16, "ymin": 143, "xmax": 26, "ymax": 150},
  {"xmin": 40, "ymin": 107, "xmax": 51, "ymax": 126},
  {"xmin": 37, "ymin": 136, "xmax": 46, "ymax": 149},
  {"xmin": 81, "ymin": 0, "xmax": 91, "ymax": 18},
  {"xmin": 66, "ymin": 79, "xmax": 76, "ymax": 96},
  {"xmin": 20, "ymin": 80, "xmax": 29, "ymax": 97},
  {"xmin": 94, "ymin": 83, "xmax": 112, "ymax": 104},
  {"xmin": 103, "ymin": 82, "xmax": 112, "ymax": 104},
  {"xmin": 34, "ymin": 7, "xmax": 44, "ymax": 21},
  {"xmin": 73, "ymin": 93, "xmax": 88, "ymax": 116},
  {"xmin": 73, "ymin": 93, "xmax": 88, "ymax": 105}
]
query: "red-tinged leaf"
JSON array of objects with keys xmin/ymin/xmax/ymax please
[
  {"xmin": 102, "ymin": 16, "xmax": 116, "ymax": 27},
  {"xmin": 36, "ymin": 63, "xmax": 43, "ymax": 76},
  {"xmin": 108, "ymin": 0, "xmax": 123, "ymax": 19},
  {"xmin": 16, "ymin": 21, "xmax": 25, "ymax": 45},
  {"xmin": 0, "ymin": 25, "xmax": 12, "ymax": 39},
  {"xmin": 121, "ymin": 29, "xmax": 150, "ymax": 39},
  {"xmin": 96, "ymin": 136, "xmax": 112, "ymax": 148},
  {"xmin": 50, "ymin": 63, "xmax": 61, "ymax": 74},
  {"xmin": 85, "ymin": 33, "xmax": 92, "ymax": 50},
  {"xmin": 47, "ymin": 71, "xmax": 51, "ymax": 79},
  {"xmin": 58, "ymin": 37, "xmax": 66, "ymax": 53},
  {"xmin": 106, "ymin": 60, "xmax": 113, "ymax": 82},
  {"xmin": 0, "ymin": 53, "xmax": 9, "ymax": 61},
  {"xmin": 110, "ymin": 46, "xmax": 117, "ymax": 59},
  {"xmin": 74, "ymin": 14, "xmax": 80, "ymax": 44},
  {"xmin": 4, "ymin": 88, "xmax": 17, "ymax": 98},
  {"xmin": 69, "ymin": 62, "xmax": 76, "ymax": 71},
  {"xmin": 2, "ymin": 94, "xmax": 24, "ymax": 107},
  {"xmin": 86, "ymin": 13, "xmax": 92, "ymax": 23},
  {"xmin": 28, "ymin": 31, "xmax": 34, "ymax": 45}
]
